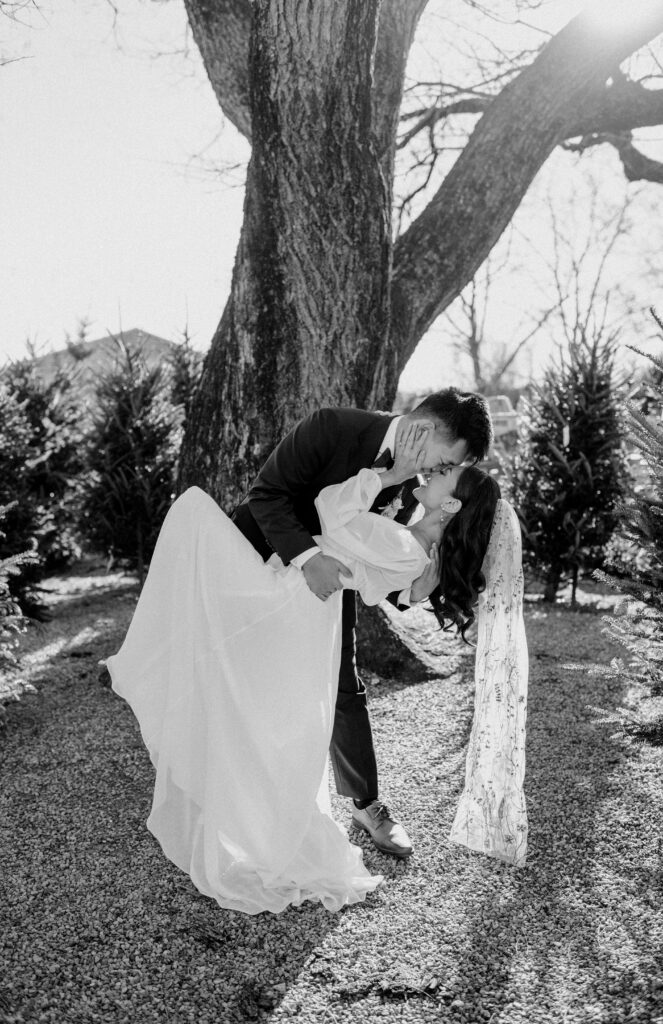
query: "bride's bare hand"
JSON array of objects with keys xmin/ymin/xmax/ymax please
[{"xmin": 390, "ymin": 422, "xmax": 427, "ymax": 483}]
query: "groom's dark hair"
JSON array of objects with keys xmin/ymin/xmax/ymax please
[{"xmin": 412, "ymin": 387, "xmax": 493, "ymax": 462}]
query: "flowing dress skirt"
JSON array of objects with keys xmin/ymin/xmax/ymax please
[{"xmin": 106, "ymin": 488, "xmax": 382, "ymax": 914}]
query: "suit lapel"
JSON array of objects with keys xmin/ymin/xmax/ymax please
[
  {"xmin": 349, "ymin": 413, "xmax": 395, "ymax": 474},
  {"xmin": 346, "ymin": 412, "xmax": 420, "ymax": 522}
]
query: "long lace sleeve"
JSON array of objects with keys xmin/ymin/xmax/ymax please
[{"xmin": 449, "ymin": 499, "xmax": 529, "ymax": 867}]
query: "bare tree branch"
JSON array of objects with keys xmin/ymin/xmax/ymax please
[
  {"xmin": 609, "ymin": 135, "xmax": 663, "ymax": 183},
  {"xmin": 400, "ymin": 73, "xmax": 663, "ymax": 154},
  {"xmin": 397, "ymin": 96, "xmax": 490, "ymax": 149},
  {"xmin": 565, "ymin": 131, "xmax": 663, "ymax": 185},
  {"xmin": 566, "ymin": 72, "xmax": 663, "ymax": 139},
  {"xmin": 390, "ymin": 7, "xmax": 663, "ymax": 364},
  {"xmin": 443, "ymin": 249, "xmax": 560, "ymax": 392}
]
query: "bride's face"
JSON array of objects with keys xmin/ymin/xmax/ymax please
[{"xmin": 413, "ymin": 466, "xmax": 464, "ymax": 510}]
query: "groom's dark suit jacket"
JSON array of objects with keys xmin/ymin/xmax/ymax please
[
  {"xmin": 232, "ymin": 408, "xmax": 420, "ymax": 597},
  {"xmin": 232, "ymin": 407, "xmax": 419, "ymax": 801}
]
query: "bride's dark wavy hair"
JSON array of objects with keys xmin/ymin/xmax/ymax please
[{"xmin": 429, "ymin": 466, "xmax": 501, "ymax": 643}]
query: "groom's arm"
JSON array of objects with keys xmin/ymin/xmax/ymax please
[{"xmin": 247, "ymin": 408, "xmax": 339, "ymax": 566}]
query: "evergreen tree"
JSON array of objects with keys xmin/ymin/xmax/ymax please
[
  {"xmin": 584, "ymin": 325, "xmax": 663, "ymax": 745},
  {"xmin": 509, "ymin": 333, "xmax": 627, "ymax": 605},
  {"xmin": 0, "ymin": 381, "xmax": 45, "ymax": 615},
  {"xmin": 168, "ymin": 331, "xmax": 204, "ymax": 430},
  {"xmin": 80, "ymin": 341, "xmax": 180, "ymax": 582},
  {"xmin": 1, "ymin": 360, "xmax": 86, "ymax": 571},
  {"xmin": 0, "ymin": 502, "xmax": 38, "ymax": 724}
]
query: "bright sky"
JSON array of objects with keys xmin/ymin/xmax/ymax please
[
  {"xmin": 2, "ymin": 0, "xmax": 248, "ymax": 356},
  {"xmin": 2, "ymin": 0, "xmax": 662, "ymax": 391}
]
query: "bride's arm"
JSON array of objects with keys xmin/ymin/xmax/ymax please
[
  {"xmin": 315, "ymin": 468, "xmax": 386, "ymax": 533},
  {"xmin": 315, "ymin": 422, "xmax": 426, "ymax": 532}
]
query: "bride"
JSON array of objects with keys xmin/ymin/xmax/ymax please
[{"xmin": 106, "ymin": 430, "xmax": 528, "ymax": 915}]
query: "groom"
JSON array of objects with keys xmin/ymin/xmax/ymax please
[{"xmin": 232, "ymin": 388, "xmax": 493, "ymax": 858}]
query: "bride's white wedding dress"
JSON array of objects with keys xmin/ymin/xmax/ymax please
[{"xmin": 106, "ymin": 469, "xmax": 429, "ymax": 915}]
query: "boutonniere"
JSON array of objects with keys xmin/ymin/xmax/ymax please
[{"xmin": 379, "ymin": 487, "xmax": 404, "ymax": 520}]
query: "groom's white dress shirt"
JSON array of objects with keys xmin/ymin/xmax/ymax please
[{"xmin": 291, "ymin": 416, "xmax": 415, "ymax": 606}]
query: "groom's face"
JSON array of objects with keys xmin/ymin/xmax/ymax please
[{"xmin": 416, "ymin": 420, "xmax": 469, "ymax": 475}]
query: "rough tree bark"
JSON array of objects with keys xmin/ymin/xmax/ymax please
[
  {"xmin": 184, "ymin": 0, "xmax": 252, "ymax": 140},
  {"xmin": 179, "ymin": 0, "xmax": 421, "ymax": 501}
]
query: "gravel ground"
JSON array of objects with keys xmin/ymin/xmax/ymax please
[{"xmin": 1, "ymin": 568, "xmax": 662, "ymax": 1024}]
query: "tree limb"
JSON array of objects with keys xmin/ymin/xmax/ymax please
[
  {"xmin": 183, "ymin": 0, "xmax": 252, "ymax": 141},
  {"xmin": 566, "ymin": 72, "xmax": 663, "ymax": 138},
  {"xmin": 398, "ymin": 73, "xmax": 663, "ymax": 151},
  {"xmin": 355, "ymin": 0, "xmax": 431, "ymax": 181},
  {"xmin": 397, "ymin": 96, "xmax": 491, "ymax": 150},
  {"xmin": 608, "ymin": 134, "xmax": 663, "ymax": 184},
  {"xmin": 391, "ymin": 8, "xmax": 663, "ymax": 368},
  {"xmin": 565, "ymin": 131, "xmax": 663, "ymax": 185}
]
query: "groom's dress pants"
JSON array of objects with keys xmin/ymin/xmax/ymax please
[{"xmin": 330, "ymin": 591, "xmax": 379, "ymax": 802}]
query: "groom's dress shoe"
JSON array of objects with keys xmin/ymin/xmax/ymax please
[{"xmin": 351, "ymin": 801, "xmax": 413, "ymax": 859}]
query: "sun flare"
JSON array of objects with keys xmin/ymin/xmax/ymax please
[{"xmin": 582, "ymin": 0, "xmax": 662, "ymax": 34}]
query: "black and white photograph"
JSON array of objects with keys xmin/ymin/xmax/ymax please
[{"xmin": 1, "ymin": 1, "xmax": 662, "ymax": 1022}]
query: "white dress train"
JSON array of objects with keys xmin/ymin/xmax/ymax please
[{"xmin": 106, "ymin": 470, "xmax": 429, "ymax": 914}]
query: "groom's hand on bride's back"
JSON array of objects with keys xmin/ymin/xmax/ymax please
[{"xmin": 302, "ymin": 553, "xmax": 352, "ymax": 601}]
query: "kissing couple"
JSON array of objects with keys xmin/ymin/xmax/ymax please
[{"xmin": 106, "ymin": 387, "xmax": 528, "ymax": 915}]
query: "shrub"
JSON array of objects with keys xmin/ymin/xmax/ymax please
[
  {"xmin": 1, "ymin": 359, "xmax": 86, "ymax": 572},
  {"xmin": 0, "ymin": 503, "xmax": 38, "ymax": 725},
  {"xmin": 168, "ymin": 331, "xmax": 204, "ymax": 428},
  {"xmin": 80, "ymin": 340, "xmax": 180, "ymax": 582},
  {"xmin": 0, "ymin": 380, "xmax": 46, "ymax": 615},
  {"xmin": 508, "ymin": 334, "xmax": 627, "ymax": 605},
  {"xmin": 583, "ymin": 326, "xmax": 663, "ymax": 745}
]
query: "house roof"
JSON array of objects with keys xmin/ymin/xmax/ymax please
[{"xmin": 24, "ymin": 328, "xmax": 178, "ymax": 407}]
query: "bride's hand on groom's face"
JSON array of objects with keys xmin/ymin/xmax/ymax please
[
  {"xmin": 386, "ymin": 423, "xmax": 428, "ymax": 486},
  {"xmin": 302, "ymin": 553, "xmax": 352, "ymax": 601}
]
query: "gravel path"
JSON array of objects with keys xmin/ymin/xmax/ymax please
[{"xmin": 1, "ymin": 571, "xmax": 662, "ymax": 1024}]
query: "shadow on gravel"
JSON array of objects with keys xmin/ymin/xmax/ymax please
[
  {"xmin": 171, "ymin": 890, "xmax": 343, "ymax": 1021},
  {"xmin": 443, "ymin": 617, "xmax": 663, "ymax": 1022}
]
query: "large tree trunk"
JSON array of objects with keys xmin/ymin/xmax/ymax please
[{"xmin": 179, "ymin": 0, "xmax": 393, "ymax": 503}]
